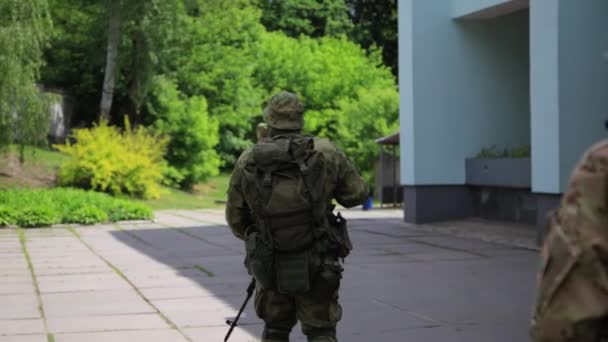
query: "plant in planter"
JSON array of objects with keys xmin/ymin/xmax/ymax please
[
  {"xmin": 475, "ymin": 145, "xmax": 531, "ymax": 158},
  {"xmin": 466, "ymin": 145, "xmax": 531, "ymax": 188}
]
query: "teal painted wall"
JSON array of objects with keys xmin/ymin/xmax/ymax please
[
  {"xmin": 401, "ymin": 0, "xmax": 530, "ymax": 185},
  {"xmin": 531, "ymin": 0, "xmax": 608, "ymax": 193},
  {"xmin": 558, "ymin": 0, "xmax": 608, "ymax": 191},
  {"xmin": 399, "ymin": 0, "xmax": 416, "ymax": 183},
  {"xmin": 530, "ymin": 0, "xmax": 560, "ymax": 193},
  {"xmin": 452, "ymin": 0, "xmax": 513, "ymax": 18}
]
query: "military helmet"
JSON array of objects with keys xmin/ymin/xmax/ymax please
[{"xmin": 263, "ymin": 91, "xmax": 304, "ymax": 130}]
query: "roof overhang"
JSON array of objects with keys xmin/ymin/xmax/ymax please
[
  {"xmin": 453, "ymin": 0, "xmax": 529, "ymax": 20},
  {"xmin": 375, "ymin": 132, "xmax": 399, "ymax": 145}
]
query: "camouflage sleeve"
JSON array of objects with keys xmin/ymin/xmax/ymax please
[
  {"xmin": 530, "ymin": 140, "xmax": 608, "ymax": 341},
  {"xmin": 225, "ymin": 164, "xmax": 253, "ymax": 241},
  {"xmin": 333, "ymin": 150, "xmax": 369, "ymax": 208}
]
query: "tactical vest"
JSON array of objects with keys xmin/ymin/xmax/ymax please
[{"xmin": 242, "ymin": 135, "xmax": 329, "ymax": 294}]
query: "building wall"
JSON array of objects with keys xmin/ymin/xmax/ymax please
[
  {"xmin": 400, "ymin": 0, "xmax": 530, "ymax": 186},
  {"xmin": 558, "ymin": 0, "xmax": 608, "ymax": 190},
  {"xmin": 531, "ymin": 0, "xmax": 608, "ymax": 193},
  {"xmin": 529, "ymin": 0, "xmax": 560, "ymax": 193},
  {"xmin": 399, "ymin": 0, "xmax": 416, "ymax": 185},
  {"xmin": 452, "ymin": 0, "xmax": 522, "ymax": 18}
]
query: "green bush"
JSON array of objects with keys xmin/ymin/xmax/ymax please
[
  {"xmin": 0, "ymin": 206, "xmax": 16, "ymax": 226},
  {"xmin": 55, "ymin": 120, "xmax": 168, "ymax": 199},
  {"xmin": 65, "ymin": 206, "xmax": 108, "ymax": 225},
  {"xmin": 147, "ymin": 76, "xmax": 221, "ymax": 189},
  {"xmin": 0, "ymin": 188, "xmax": 153, "ymax": 227},
  {"xmin": 475, "ymin": 145, "xmax": 531, "ymax": 158},
  {"xmin": 16, "ymin": 207, "xmax": 58, "ymax": 228},
  {"xmin": 108, "ymin": 201, "xmax": 153, "ymax": 221}
]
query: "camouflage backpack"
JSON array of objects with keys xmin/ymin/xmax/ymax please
[
  {"xmin": 531, "ymin": 141, "xmax": 608, "ymax": 341},
  {"xmin": 242, "ymin": 134, "xmax": 328, "ymax": 294}
]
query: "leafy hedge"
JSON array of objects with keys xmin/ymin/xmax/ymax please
[
  {"xmin": 0, "ymin": 188, "xmax": 152, "ymax": 227},
  {"xmin": 56, "ymin": 121, "xmax": 168, "ymax": 199}
]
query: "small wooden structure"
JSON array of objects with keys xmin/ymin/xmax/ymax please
[{"xmin": 375, "ymin": 132, "xmax": 401, "ymax": 208}]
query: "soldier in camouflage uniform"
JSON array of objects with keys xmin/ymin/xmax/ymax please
[
  {"xmin": 226, "ymin": 91, "xmax": 368, "ymax": 342},
  {"xmin": 531, "ymin": 140, "xmax": 608, "ymax": 341}
]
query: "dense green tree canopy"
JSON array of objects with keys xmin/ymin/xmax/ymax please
[
  {"xmin": 38, "ymin": 0, "xmax": 399, "ymax": 187},
  {"xmin": 254, "ymin": 32, "xmax": 398, "ymax": 182},
  {"xmin": 257, "ymin": 0, "xmax": 352, "ymax": 38},
  {"xmin": 347, "ymin": 0, "xmax": 398, "ymax": 75}
]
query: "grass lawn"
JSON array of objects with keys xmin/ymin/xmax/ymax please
[
  {"xmin": 1, "ymin": 145, "xmax": 231, "ymax": 210},
  {"xmin": 0, "ymin": 145, "xmax": 70, "ymax": 189},
  {"xmin": 8, "ymin": 145, "xmax": 70, "ymax": 169},
  {"xmin": 141, "ymin": 174, "xmax": 230, "ymax": 210}
]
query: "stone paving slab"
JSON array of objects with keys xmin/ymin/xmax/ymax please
[
  {"xmin": 0, "ymin": 319, "xmax": 45, "ymax": 336},
  {"xmin": 138, "ymin": 283, "xmax": 243, "ymax": 300},
  {"xmin": 37, "ymin": 273, "xmax": 131, "ymax": 293},
  {"xmin": 42, "ymin": 290, "xmax": 154, "ymax": 317},
  {"xmin": 53, "ymin": 329, "xmax": 188, "ymax": 342},
  {"xmin": 47, "ymin": 313, "xmax": 169, "ymax": 333},
  {"xmin": 0, "ymin": 335, "xmax": 48, "ymax": 342},
  {"xmin": 0, "ymin": 282, "xmax": 36, "ymax": 296},
  {"xmin": 0, "ymin": 295, "xmax": 39, "ymax": 319},
  {"xmin": 0, "ymin": 274, "xmax": 33, "ymax": 283},
  {"xmin": 0, "ymin": 209, "xmax": 539, "ymax": 341},
  {"xmin": 152, "ymin": 212, "xmax": 203, "ymax": 228},
  {"xmin": 183, "ymin": 325, "xmax": 261, "ymax": 342}
]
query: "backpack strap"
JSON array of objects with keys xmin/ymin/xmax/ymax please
[{"xmin": 287, "ymin": 137, "xmax": 327, "ymax": 236}]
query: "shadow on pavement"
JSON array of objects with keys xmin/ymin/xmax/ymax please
[{"xmin": 107, "ymin": 213, "xmax": 539, "ymax": 341}]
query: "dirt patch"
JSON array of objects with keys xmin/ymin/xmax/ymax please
[{"xmin": 0, "ymin": 152, "xmax": 57, "ymax": 188}]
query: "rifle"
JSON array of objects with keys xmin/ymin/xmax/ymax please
[{"xmin": 224, "ymin": 278, "xmax": 256, "ymax": 342}]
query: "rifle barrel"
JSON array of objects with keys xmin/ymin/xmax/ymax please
[{"xmin": 224, "ymin": 279, "xmax": 256, "ymax": 342}]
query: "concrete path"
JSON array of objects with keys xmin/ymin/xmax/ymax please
[{"xmin": 0, "ymin": 209, "xmax": 538, "ymax": 341}]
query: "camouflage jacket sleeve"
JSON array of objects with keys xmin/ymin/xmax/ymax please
[
  {"xmin": 332, "ymin": 147, "xmax": 369, "ymax": 208},
  {"xmin": 530, "ymin": 140, "xmax": 608, "ymax": 341},
  {"xmin": 225, "ymin": 150, "xmax": 254, "ymax": 241}
]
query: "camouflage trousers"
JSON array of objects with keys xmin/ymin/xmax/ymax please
[{"xmin": 254, "ymin": 274, "xmax": 342, "ymax": 342}]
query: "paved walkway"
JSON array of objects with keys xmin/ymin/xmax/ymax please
[{"xmin": 0, "ymin": 209, "xmax": 538, "ymax": 341}]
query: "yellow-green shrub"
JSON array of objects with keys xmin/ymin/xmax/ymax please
[{"xmin": 56, "ymin": 120, "xmax": 168, "ymax": 199}]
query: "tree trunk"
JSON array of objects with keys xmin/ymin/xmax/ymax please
[
  {"xmin": 127, "ymin": 28, "xmax": 146, "ymax": 127},
  {"xmin": 99, "ymin": 0, "xmax": 122, "ymax": 122}
]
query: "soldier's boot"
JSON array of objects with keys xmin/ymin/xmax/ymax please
[
  {"xmin": 304, "ymin": 327, "xmax": 337, "ymax": 342},
  {"xmin": 262, "ymin": 327, "xmax": 290, "ymax": 342}
]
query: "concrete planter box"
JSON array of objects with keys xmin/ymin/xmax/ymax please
[{"xmin": 466, "ymin": 158, "xmax": 531, "ymax": 188}]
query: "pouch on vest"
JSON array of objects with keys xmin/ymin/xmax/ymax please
[
  {"xmin": 275, "ymin": 250, "xmax": 311, "ymax": 295},
  {"xmin": 310, "ymin": 256, "xmax": 343, "ymax": 300},
  {"xmin": 245, "ymin": 232, "xmax": 274, "ymax": 289},
  {"xmin": 327, "ymin": 211, "xmax": 352, "ymax": 258}
]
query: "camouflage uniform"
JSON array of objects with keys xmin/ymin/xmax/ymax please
[
  {"xmin": 226, "ymin": 92, "xmax": 368, "ymax": 342},
  {"xmin": 531, "ymin": 140, "xmax": 608, "ymax": 342}
]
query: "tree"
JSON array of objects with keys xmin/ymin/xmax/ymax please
[
  {"xmin": 257, "ymin": 0, "xmax": 352, "ymax": 38},
  {"xmin": 146, "ymin": 76, "xmax": 221, "ymax": 189},
  {"xmin": 114, "ymin": 0, "xmax": 186, "ymax": 126},
  {"xmin": 0, "ymin": 0, "xmax": 53, "ymax": 155},
  {"xmin": 99, "ymin": 0, "xmax": 122, "ymax": 122},
  {"xmin": 43, "ymin": 0, "xmax": 185, "ymax": 126},
  {"xmin": 346, "ymin": 0, "xmax": 398, "ymax": 76},
  {"xmin": 253, "ymin": 32, "xmax": 398, "ymax": 181},
  {"xmin": 173, "ymin": 0, "xmax": 265, "ymax": 167},
  {"xmin": 41, "ymin": 0, "xmax": 106, "ymax": 125}
]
